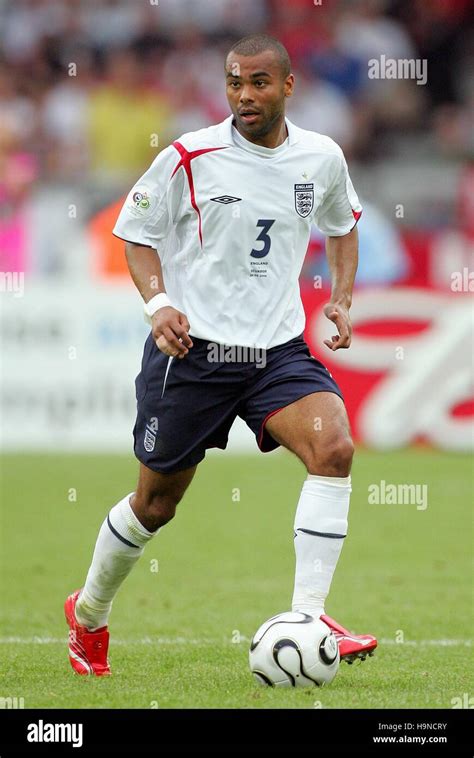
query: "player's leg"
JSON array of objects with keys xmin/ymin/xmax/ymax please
[
  {"xmin": 65, "ymin": 463, "xmax": 196, "ymax": 675},
  {"xmin": 264, "ymin": 390, "xmax": 376, "ymax": 661},
  {"xmin": 132, "ymin": 461, "xmax": 197, "ymax": 531},
  {"xmin": 74, "ymin": 463, "xmax": 197, "ymax": 629},
  {"xmin": 265, "ymin": 390, "xmax": 353, "ymax": 476},
  {"xmin": 265, "ymin": 390, "xmax": 352, "ymax": 615},
  {"xmin": 66, "ymin": 333, "xmax": 244, "ymax": 675}
]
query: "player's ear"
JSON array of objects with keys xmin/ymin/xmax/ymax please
[{"xmin": 284, "ymin": 73, "xmax": 294, "ymax": 98}]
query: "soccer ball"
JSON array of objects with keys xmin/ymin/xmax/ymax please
[{"xmin": 249, "ymin": 611, "xmax": 340, "ymax": 687}]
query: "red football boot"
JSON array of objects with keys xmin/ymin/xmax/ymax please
[
  {"xmin": 64, "ymin": 589, "xmax": 111, "ymax": 676},
  {"xmin": 321, "ymin": 614, "xmax": 377, "ymax": 664}
]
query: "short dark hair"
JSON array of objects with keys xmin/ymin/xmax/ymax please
[{"xmin": 226, "ymin": 34, "xmax": 291, "ymax": 78}]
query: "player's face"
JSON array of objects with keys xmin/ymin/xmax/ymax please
[{"xmin": 225, "ymin": 51, "xmax": 294, "ymax": 142}]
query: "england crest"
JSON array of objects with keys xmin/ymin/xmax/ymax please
[{"xmin": 294, "ymin": 183, "xmax": 314, "ymax": 218}]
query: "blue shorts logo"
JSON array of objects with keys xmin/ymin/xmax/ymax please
[{"xmin": 144, "ymin": 427, "xmax": 156, "ymax": 453}]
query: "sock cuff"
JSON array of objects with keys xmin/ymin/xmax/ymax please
[
  {"xmin": 306, "ymin": 474, "xmax": 351, "ymax": 487},
  {"xmin": 108, "ymin": 494, "xmax": 158, "ymax": 549},
  {"xmin": 125, "ymin": 494, "xmax": 158, "ymax": 538},
  {"xmin": 295, "ymin": 475, "xmax": 351, "ymax": 535}
]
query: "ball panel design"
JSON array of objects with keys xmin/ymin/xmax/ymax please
[
  {"xmin": 249, "ymin": 611, "xmax": 313, "ymax": 652},
  {"xmin": 249, "ymin": 612, "xmax": 340, "ymax": 688}
]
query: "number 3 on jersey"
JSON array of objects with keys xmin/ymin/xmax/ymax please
[{"xmin": 250, "ymin": 219, "xmax": 275, "ymax": 258}]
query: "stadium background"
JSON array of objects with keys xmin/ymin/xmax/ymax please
[
  {"xmin": 0, "ymin": 0, "xmax": 473, "ymax": 712},
  {"xmin": 1, "ymin": 0, "xmax": 472, "ymax": 451}
]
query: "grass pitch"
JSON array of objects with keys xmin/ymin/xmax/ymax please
[{"xmin": 0, "ymin": 449, "xmax": 472, "ymax": 709}]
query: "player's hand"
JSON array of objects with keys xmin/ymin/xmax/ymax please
[
  {"xmin": 151, "ymin": 307, "xmax": 193, "ymax": 359},
  {"xmin": 323, "ymin": 302, "xmax": 352, "ymax": 351}
]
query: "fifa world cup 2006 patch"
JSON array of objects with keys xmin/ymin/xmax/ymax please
[
  {"xmin": 294, "ymin": 183, "xmax": 314, "ymax": 218},
  {"xmin": 127, "ymin": 186, "xmax": 157, "ymax": 218}
]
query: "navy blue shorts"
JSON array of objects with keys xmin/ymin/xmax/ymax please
[{"xmin": 133, "ymin": 332, "xmax": 343, "ymax": 474}]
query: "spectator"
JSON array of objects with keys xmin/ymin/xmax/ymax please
[
  {"xmin": 287, "ymin": 70, "xmax": 355, "ymax": 152},
  {"xmin": 0, "ymin": 122, "xmax": 38, "ymax": 274},
  {"xmin": 304, "ymin": 201, "xmax": 410, "ymax": 287},
  {"xmin": 41, "ymin": 51, "xmax": 94, "ymax": 180},
  {"xmin": 87, "ymin": 46, "xmax": 175, "ymax": 186}
]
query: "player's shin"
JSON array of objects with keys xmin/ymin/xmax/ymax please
[
  {"xmin": 74, "ymin": 493, "xmax": 158, "ymax": 631},
  {"xmin": 291, "ymin": 474, "xmax": 351, "ymax": 617}
]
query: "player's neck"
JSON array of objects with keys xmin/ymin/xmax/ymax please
[{"xmin": 233, "ymin": 117, "xmax": 288, "ymax": 149}]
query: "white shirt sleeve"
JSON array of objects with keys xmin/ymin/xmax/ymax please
[
  {"xmin": 314, "ymin": 148, "xmax": 362, "ymax": 237},
  {"xmin": 113, "ymin": 145, "xmax": 178, "ymax": 248}
]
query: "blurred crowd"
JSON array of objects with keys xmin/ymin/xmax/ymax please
[
  {"xmin": 1, "ymin": 0, "xmax": 472, "ymax": 183},
  {"xmin": 0, "ymin": 0, "xmax": 473, "ymax": 278}
]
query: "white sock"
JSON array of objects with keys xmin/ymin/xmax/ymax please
[
  {"xmin": 75, "ymin": 493, "xmax": 157, "ymax": 630},
  {"xmin": 291, "ymin": 474, "xmax": 351, "ymax": 617}
]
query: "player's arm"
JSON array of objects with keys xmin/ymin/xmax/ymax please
[
  {"xmin": 125, "ymin": 241, "xmax": 193, "ymax": 358},
  {"xmin": 323, "ymin": 226, "xmax": 358, "ymax": 351}
]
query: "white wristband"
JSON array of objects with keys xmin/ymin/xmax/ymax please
[{"xmin": 143, "ymin": 293, "xmax": 172, "ymax": 323}]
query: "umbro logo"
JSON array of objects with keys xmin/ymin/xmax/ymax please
[{"xmin": 210, "ymin": 195, "xmax": 241, "ymax": 204}]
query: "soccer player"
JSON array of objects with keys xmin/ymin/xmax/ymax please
[{"xmin": 65, "ymin": 34, "xmax": 377, "ymax": 676}]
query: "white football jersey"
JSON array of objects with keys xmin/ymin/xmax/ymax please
[{"xmin": 113, "ymin": 115, "xmax": 362, "ymax": 349}]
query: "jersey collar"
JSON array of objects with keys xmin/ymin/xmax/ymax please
[{"xmin": 218, "ymin": 114, "xmax": 300, "ymax": 148}]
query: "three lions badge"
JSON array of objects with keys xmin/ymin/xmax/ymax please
[{"xmin": 294, "ymin": 183, "xmax": 314, "ymax": 218}]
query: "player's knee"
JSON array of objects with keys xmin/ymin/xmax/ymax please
[
  {"xmin": 132, "ymin": 489, "xmax": 182, "ymax": 531},
  {"xmin": 304, "ymin": 434, "xmax": 354, "ymax": 477},
  {"xmin": 148, "ymin": 493, "xmax": 179, "ymax": 526}
]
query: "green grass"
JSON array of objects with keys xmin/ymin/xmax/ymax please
[{"xmin": 0, "ymin": 449, "xmax": 472, "ymax": 709}]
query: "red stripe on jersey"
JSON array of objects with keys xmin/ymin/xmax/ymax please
[
  {"xmin": 352, "ymin": 209, "xmax": 362, "ymax": 222},
  {"xmin": 171, "ymin": 141, "xmax": 228, "ymax": 246}
]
